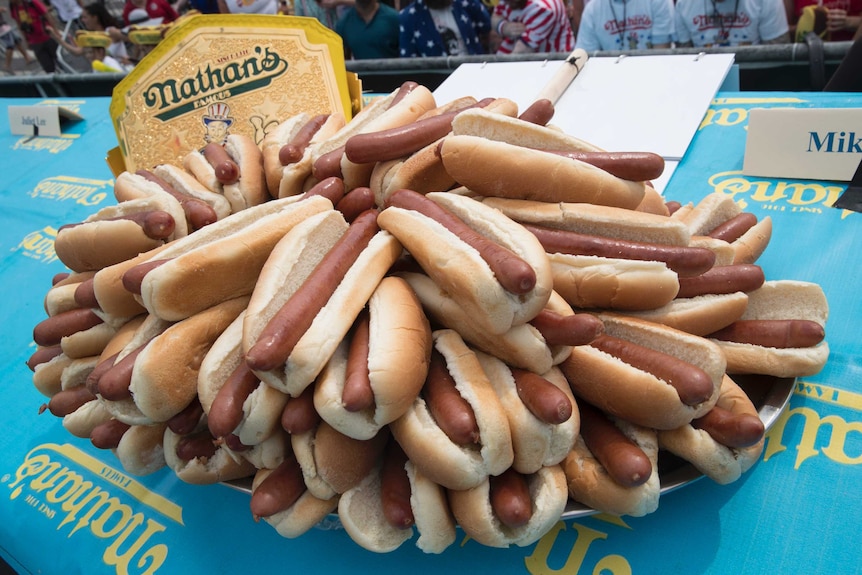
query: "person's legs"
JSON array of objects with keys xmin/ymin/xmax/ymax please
[{"xmin": 33, "ymin": 40, "xmax": 58, "ymax": 73}]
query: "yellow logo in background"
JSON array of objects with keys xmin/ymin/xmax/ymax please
[
  {"xmin": 30, "ymin": 176, "xmax": 113, "ymax": 207},
  {"xmin": 16, "ymin": 226, "xmax": 59, "ymax": 265}
]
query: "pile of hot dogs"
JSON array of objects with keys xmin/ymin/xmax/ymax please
[{"xmin": 29, "ymin": 81, "xmax": 830, "ymax": 553}]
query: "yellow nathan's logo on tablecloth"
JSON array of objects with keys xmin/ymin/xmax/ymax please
[
  {"xmin": 5, "ymin": 443, "xmax": 181, "ymax": 575},
  {"xmin": 15, "ymin": 226, "xmax": 60, "ymax": 265},
  {"xmin": 29, "ymin": 176, "xmax": 114, "ymax": 207}
]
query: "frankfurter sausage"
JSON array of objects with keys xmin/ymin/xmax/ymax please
[
  {"xmin": 692, "ymin": 404, "xmax": 764, "ymax": 448},
  {"xmin": 60, "ymin": 211, "xmax": 176, "ymax": 241},
  {"xmin": 47, "ymin": 385, "xmax": 96, "ymax": 417},
  {"xmin": 708, "ymin": 319, "xmax": 825, "ymax": 348},
  {"xmin": 174, "ymin": 429, "xmax": 218, "ymax": 461},
  {"xmin": 208, "ymin": 362, "xmax": 262, "ymax": 438},
  {"xmin": 137, "ymin": 170, "xmax": 218, "ymax": 231},
  {"xmin": 299, "ymin": 176, "xmax": 345, "ymax": 206},
  {"xmin": 90, "ymin": 419, "xmax": 131, "ymax": 449},
  {"xmin": 122, "ymin": 259, "xmax": 172, "ymax": 295},
  {"xmin": 279, "ymin": 114, "xmax": 330, "ymax": 165},
  {"xmin": 335, "ymin": 187, "xmax": 376, "ymax": 223},
  {"xmin": 589, "ymin": 334, "xmax": 714, "ymax": 406},
  {"xmin": 489, "ymin": 468, "xmax": 533, "ymax": 528},
  {"xmin": 518, "ymin": 99, "xmax": 554, "ymax": 126},
  {"xmin": 708, "ymin": 212, "xmax": 758, "ymax": 243},
  {"xmin": 250, "ymin": 454, "xmax": 306, "ymax": 519},
  {"xmin": 676, "ymin": 265, "xmax": 765, "ymax": 299},
  {"xmin": 380, "ymin": 441, "xmax": 414, "ymax": 529},
  {"xmin": 74, "ymin": 278, "xmax": 100, "ymax": 309},
  {"xmin": 27, "ymin": 345, "xmax": 63, "ymax": 372},
  {"xmin": 312, "ymin": 145, "xmax": 346, "ymax": 180},
  {"xmin": 33, "ymin": 308, "xmax": 104, "ymax": 347},
  {"xmin": 578, "ymin": 401, "xmax": 652, "ymax": 487},
  {"xmin": 97, "ymin": 345, "xmax": 146, "ymax": 401},
  {"xmin": 528, "ymin": 309, "xmax": 603, "ymax": 346},
  {"xmin": 523, "ymin": 223, "xmax": 715, "ymax": 277},
  {"xmin": 85, "ymin": 351, "xmax": 120, "ymax": 394},
  {"xmin": 511, "ymin": 368, "xmax": 572, "ymax": 425},
  {"xmin": 547, "ymin": 150, "xmax": 665, "ymax": 182},
  {"xmin": 202, "ymin": 143, "xmax": 240, "ymax": 184},
  {"xmin": 385, "ymin": 189, "xmax": 536, "ymax": 295},
  {"xmin": 341, "ymin": 311, "xmax": 374, "ymax": 413},
  {"xmin": 424, "ymin": 350, "xmax": 480, "ymax": 445},
  {"xmin": 167, "ymin": 397, "xmax": 204, "ymax": 436},
  {"xmin": 281, "ymin": 385, "xmax": 320, "ymax": 435}
]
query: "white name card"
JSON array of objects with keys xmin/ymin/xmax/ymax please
[
  {"xmin": 743, "ymin": 108, "xmax": 862, "ymax": 182},
  {"xmin": 7, "ymin": 105, "xmax": 83, "ymax": 137}
]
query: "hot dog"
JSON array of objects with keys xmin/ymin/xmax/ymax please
[
  {"xmin": 313, "ymin": 276, "xmax": 432, "ymax": 440},
  {"xmin": 658, "ymin": 375, "xmax": 766, "ymax": 484},
  {"xmin": 242, "ymin": 209, "xmax": 402, "ymax": 397},
  {"xmin": 378, "ymin": 191, "xmax": 553, "ymax": 335},
  {"xmin": 151, "ymin": 164, "xmax": 233, "ymax": 222},
  {"xmin": 624, "ymin": 291, "xmax": 750, "ymax": 336},
  {"xmin": 163, "ymin": 420, "xmax": 256, "ymax": 485},
  {"xmin": 447, "ymin": 464, "xmax": 568, "ymax": 548},
  {"xmin": 183, "ymin": 134, "xmax": 268, "ymax": 212},
  {"xmin": 561, "ymin": 314, "xmax": 725, "ymax": 430},
  {"xmin": 705, "ymin": 280, "xmax": 829, "ymax": 377},
  {"xmin": 475, "ymin": 353, "xmax": 579, "ymax": 474},
  {"xmin": 114, "ymin": 422, "xmax": 168, "ymax": 476},
  {"xmin": 338, "ymin": 438, "xmax": 456, "ymax": 553},
  {"xmin": 389, "ymin": 329, "xmax": 514, "ymax": 491},
  {"xmin": 261, "ymin": 111, "xmax": 311, "ymax": 196}
]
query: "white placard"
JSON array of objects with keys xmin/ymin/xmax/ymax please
[
  {"xmin": 7, "ymin": 105, "xmax": 83, "ymax": 137},
  {"xmin": 433, "ymin": 54, "xmax": 735, "ymax": 160},
  {"xmin": 743, "ymin": 108, "xmax": 862, "ymax": 182}
]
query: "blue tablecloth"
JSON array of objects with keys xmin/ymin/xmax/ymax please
[{"xmin": 1, "ymin": 93, "xmax": 860, "ymax": 575}]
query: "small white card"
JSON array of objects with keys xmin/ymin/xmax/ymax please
[
  {"xmin": 7, "ymin": 105, "xmax": 84, "ymax": 137},
  {"xmin": 743, "ymin": 108, "xmax": 862, "ymax": 182}
]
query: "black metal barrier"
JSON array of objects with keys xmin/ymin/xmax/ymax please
[{"xmin": 0, "ymin": 42, "xmax": 853, "ymax": 99}]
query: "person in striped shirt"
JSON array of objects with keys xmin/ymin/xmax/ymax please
[{"xmin": 491, "ymin": 0, "xmax": 575, "ymax": 53}]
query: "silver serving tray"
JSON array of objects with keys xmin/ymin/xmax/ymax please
[{"xmin": 224, "ymin": 375, "xmax": 795, "ymax": 520}]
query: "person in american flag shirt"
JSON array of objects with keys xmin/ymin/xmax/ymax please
[
  {"xmin": 491, "ymin": 0, "xmax": 575, "ymax": 53},
  {"xmin": 399, "ymin": 0, "xmax": 492, "ymax": 56}
]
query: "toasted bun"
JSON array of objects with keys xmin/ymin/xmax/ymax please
[
  {"xmin": 447, "ymin": 464, "xmax": 568, "ymax": 547},
  {"xmin": 261, "ymin": 112, "xmax": 311, "ymax": 197},
  {"xmin": 252, "ymin": 468, "xmax": 339, "ymax": 538},
  {"xmin": 163, "ymin": 425, "xmax": 256, "ymax": 484},
  {"xmin": 60, "ymin": 322, "xmax": 117, "ymax": 360},
  {"xmin": 277, "ymin": 113, "xmax": 345, "ymax": 199},
  {"xmin": 624, "ymin": 292, "xmax": 750, "ymax": 336},
  {"xmin": 223, "ymin": 134, "xmax": 268, "ymax": 210},
  {"xmin": 440, "ymin": 135, "xmax": 645, "ymax": 209},
  {"xmin": 561, "ymin": 314, "xmax": 724, "ymax": 429},
  {"xmin": 389, "ymin": 330, "xmax": 514, "ymax": 490},
  {"xmin": 314, "ymin": 276, "xmax": 432, "ymax": 440},
  {"xmin": 130, "ymin": 296, "xmax": 248, "ymax": 423},
  {"xmin": 563, "ymin": 420, "xmax": 660, "ymax": 517},
  {"xmin": 370, "ymin": 143, "xmax": 456, "ymax": 207},
  {"xmin": 197, "ymin": 311, "xmax": 287, "ymax": 445},
  {"xmin": 378, "ymin": 192, "xmax": 553, "ymax": 335},
  {"xmin": 711, "ymin": 280, "xmax": 829, "ymax": 377},
  {"xmin": 152, "ymin": 163, "xmax": 232, "ymax": 220},
  {"xmin": 549, "ymin": 253, "xmax": 680, "ymax": 311},
  {"xmin": 115, "ymin": 422, "xmax": 167, "ymax": 476},
  {"xmin": 658, "ymin": 375, "xmax": 765, "ymax": 484},
  {"xmin": 476, "ymin": 354, "xmax": 579, "ymax": 474},
  {"xmin": 138, "ymin": 195, "xmax": 330, "ymax": 321},
  {"xmin": 244, "ymin": 211, "xmax": 402, "ymax": 396}
]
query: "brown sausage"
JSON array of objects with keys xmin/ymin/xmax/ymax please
[
  {"xmin": 379, "ymin": 441, "xmax": 414, "ymax": 529},
  {"xmin": 74, "ymin": 278, "xmax": 100, "ymax": 309},
  {"xmin": 423, "ymin": 350, "xmax": 480, "ymax": 445},
  {"xmin": 122, "ymin": 258, "xmax": 172, "ymax": 294},
  {"xmin": 53, "ymin": 272, "xmax": 71, "ymax": 285},
  {"xmin": 85, "ymin": 351, "xmax": 120, "ymax": 395},
  {"xmin": 280, "ymin": 384, "xmax": 320, "ymax": 435},
  {"xmin": 511, "ymin": 368, "xmax": 572, "ymax": 425},
  {"xmin": 167, "ymin": 397, "xmax": 204, "ymax": 435},
  {"xmin": 299, "ymin": 176, "xmax": 345, "ymax": 206},
  {"xmin": 174, "ymin": 429, "xmax": 218, "ymax": 461},
  {"xmin": 385, "ymin": 189, "xmax": 536, "ymax": 295},
  {"xmin": 529, "ymin": 309, "xmax": 604, "ymax": 346},
  {"xmin": 97, "ymin": 345, "xmax": 146, "ymax": 401},
  {"xmin": 90, "ymin": 419, "xmax": 131, "ymax": 449},
  {"xmin": 345, "ymin": 109, "xmax": 464, "ymax": 165},
  {"xmin": 578, "ymin": 401, "xmax": 653, "ymax": 487},
  {"xmin": 202, "ymin": 143, "xmax": 240, "ymax": 184},
  {"xmin": 708, "ymin": 212, "xmax": 758, "ymax": 243},
  {"xmin": 547, "ymin": 150, "xmax": 665, "ymax": 182},
  {"xmin": 223, "ymin": 433, "xmax": 250, "ymax": 452},
  {"xmin": 524, "ymin": 223, "xmax": 716, "ymax": 278},
  {"xmin": 665, "ymin": 201, "xmax": 682, "ymax": 215},
  {"xmin": 389, "ymin": 81, "xmax": 419, "ymax": 107},
  {"xmin": 489, "ymin": 468, "xmax": 533, "ymax": 528},
  {"xmin": 590, "ymin": 334, "xmax": 714, "ymax": 406},
  {"xmin": 692, "ymin": 404, "xmax": 764, "ymax": 448},
  {"xmin": 250, "ymin": 453, "xmax": 306, "ymax": 519},
  {"xmin": 342, "ymin": 311, "xmax": 374, "ymax": 413},
  {"xmin": 61, "ymin": 211, "xmax": 176, "ymax": 240},
  {"xmin": 245, "ymin": 210, "xmax": 380, "ymax": 372},
  {"xmin": 707, "ymin": 319, "xmax": 825, "ymax": 348},
  {"xmin": 207, "ymin": 362, "xmax": 261, "ymax": 438},
  {"xmin": 47, "ymin": 386, "xmax": 96, "ymax": 417},
  {"xmin": 279, "ymin": 114, "xmax": 330, "ymax": 165},
  {"xmin": 518, "ymin": 99, "xmax": 555, "ymax": 126},
  {"xmin": 27, "ymin": 345, "xmax": 63, "ymax": 371},
  {"xmin": 676, "ymin": 265, "xmax": 765, "ymax": 299},
  {"xmin": 312, "ymin": 145, "xmax": 345, "ymax": 180},
  {"xmin": 137, "ymin": 170, "xmax": 218, "ymax": 231},
  {"xmin": 33, "ymin": 308, "xmax": 104, "ymax": 347},
  {"xmin": 335, "ymin": 187, "xmax": 376, "ymax": 223}
]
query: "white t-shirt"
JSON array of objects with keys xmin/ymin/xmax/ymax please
[
  {"xmin": 576, "ymin": 0, "xmax": 674, "ymax": 51},
  {"xmin": 428, "ymin": 7, "xmax": 467, "ymax": 55},
  {"xmin": 52, "ymin": 0, "xmax": 84, "ymax": 22},
  {"xmin": 674, "ymin": 0, "xmax": 788, "ymax": 46}
]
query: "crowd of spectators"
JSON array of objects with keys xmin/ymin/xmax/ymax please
[{"xmin": 1, "ymin": 0, "xmax": 859, "ymax": 75}]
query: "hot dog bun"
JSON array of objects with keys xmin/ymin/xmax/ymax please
[
  {"xmin": 561, "ymin": 314, "xmax": 724, "ymax": 429},
  {"xmin": 163, "ymin": 423, "xmax": 256, "ymax": 484},
  {"xmin": 261, "ymin": 112, "xmax": 311, "ymax": 196},
  {"xmin": 276, "ymin": 114, "xmax": 346, "ymax": 199},
  {"xmin": 313, "ymin": 276, "xmax": 432, "ymax": 440},
  {"xmin": 182, "ymin": 134, "xmax": 267, "ymax": 212},
  {"xmin": 378, "ymin": 191, "xmax": 553, "ymax": 335},
  {"xmin": 152, "ymin": 163, "xmax": 233, "ymax": 220},
  {"xmin": 624, "ymin": 291, "xmax": 750, "ymax": 336},
  {"xmin": 115, "ymin": 422, "xmax": 168, "ymax": 476}
]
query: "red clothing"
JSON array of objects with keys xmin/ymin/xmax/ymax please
[
  {"xmin": 122, "ymin": 0, "xmax": 180, "ymax": 26},
  {"xmin": 8, "ymin": 0, "xmax": 51, "ymax": 44},
  {"xmin": 794, "ymin": 0, "xmax": 862, "ymax": 40},
  {"xmin": 494, "ymin": 0, "xmax": 575, "ymax": 54}
]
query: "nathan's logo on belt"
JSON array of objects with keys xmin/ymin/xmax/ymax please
[
  {"xmin": 142, "ymin": 46, "xmax": 288, "ymax": 122},
  {"xmin": 698, "ymin": 97, "xmax": 809, "ymax": 130},
  {"xmin": 5, "ymin": 443, "xmax": 182, "ymax": 575},
  {"xmin": 29, "ymin": 176, "xmax": 113, "ymax": 207},
  {"xmin": 16, "ymin": 226, "xmax": 60, "ymax": 264}
]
